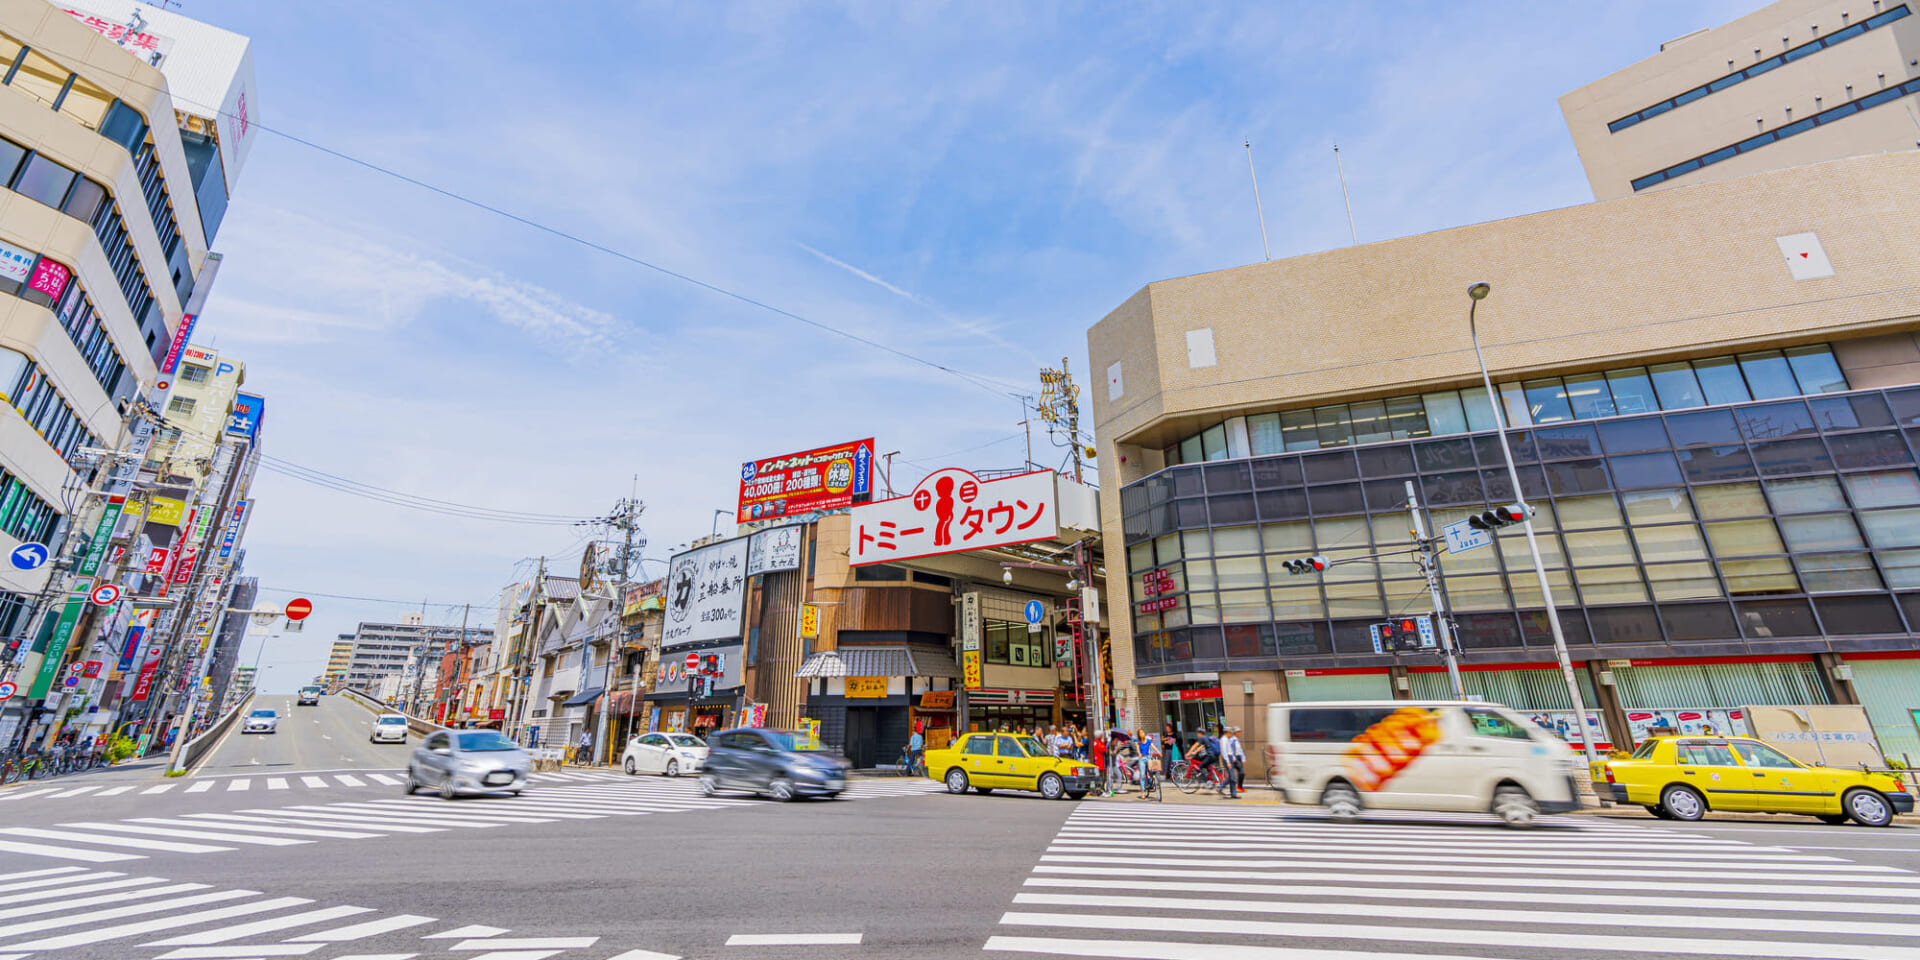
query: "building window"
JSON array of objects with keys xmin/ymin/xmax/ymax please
[
  {"xmin": 167, "ymin": 396, "xmax": 196, "ymax": 416},
  {"xmin": 178, "ymin": 363, "xmax": 210, "ymax": 384}
]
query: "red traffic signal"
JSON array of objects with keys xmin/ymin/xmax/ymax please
[{"xmin": 1468, "ymin": 502, "xmax": 1535, "ymax": 531}]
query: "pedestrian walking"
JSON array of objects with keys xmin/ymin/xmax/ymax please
[{"xmin": 1222, "ymin": 726, "xmax": 1245, "ymax": 799}]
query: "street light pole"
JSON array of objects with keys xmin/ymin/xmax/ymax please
[{"xmin": 1466, "ymin": 282, "xmax": 1599, "ymax": 768}]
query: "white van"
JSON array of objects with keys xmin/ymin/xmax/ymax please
[{"xmin": 1265, "ymin": 700, "xmax": 1583, "ymax": 827}]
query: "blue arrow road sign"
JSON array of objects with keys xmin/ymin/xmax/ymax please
[
  {"xmin": 9, "ymin": 543, "xmax": 47, "ymax": 570},
  {"xmin": 1025, "ymin": 600, "xmax": 1045, "ymax": 624}
]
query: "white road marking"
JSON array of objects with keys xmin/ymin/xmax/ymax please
[
  {"xmin": 93, "ymin": 786, "xmax": 135, "ymax": 796},
  {"xmin": 143, "ymin": 903, "xmax": 371, "ymax": 944},
  {"xmin": 178, "ymin": 814, "xmax": 382, "ymax": 839},
  {"xmin": 600, "ymin": 951, "xmax": 681, "ymax": 960},
  {"xmin": 0, "ymin": 839, "xmax": 142, "ymax": 862},
  {"xmin": 226, "ymin": 779, "xmax": 251, "ymax": 792},
  {"xmin": 301, "ymin": 776, "xmax": 328, "ymax": 788},
  {"xmin": 46, "ymin": 786, "xmax": 99, "ymax": 798},
  {"xmin": 286, "ymin": 913, "xmax": 435, "ymax": 941},
  {"xmin": 423, "ymin": 924, "xmax": 510, "ymax": 938},
  {"xmin": 725, "ymin": 933, "xmax": 863, "ymax": 945},
  {"xmin": 0, "ymin": 827, "xmax": 231, "ymax": 854},
  {"xmin": 268, "ymin": 778, "xmax": 289, "ymax": 790},
  {"xmin": 5, "ymin": 895, "xmax": 312, "ymax": 950},
  {"xmin": 0, "ymin": 788, "xmax": 58, "ymax": 801},
  {"xmin": 985, "ymin": 935, "xmax": 1500, "ymax": 959},
  {"xmin": 447, "ymin": 937, "xmax": 598, "ymax": 949},
  {"xmin": 0, "ymin": 876, "xmax": 160, "ymax": 905},
  {"xmin": 335, "ymin": 774, "xmax": 366, "ymax": 787},
  {"xmin": 74, "ymin": 821, "xmax": 310, "ymax": 846},
  {"xmin": 0, "ymin": 889, "xmax": 261, "ymax": 939},
  {"xmin": 366, "ymin": 774, "xmax": 401, "ymax": 786},
  {"xmin": 0, "ymin": 882, "xmax": 205, "ymax": 919},
  {"xmin": 141, "ymin": 784, "xmax": 175, "ymax": 794},
  {"xmin": 185, "ymin": 782, "xmax": 216, "ymax": 794},
  {"xmin": 153, "ymin": 946, "xmax": 322, "ymax": 958},
  {"xmin": 0, "ymin": 867, "xmax": 89, "ymax": 887}
]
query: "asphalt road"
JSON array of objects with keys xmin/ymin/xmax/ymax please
[
  {"xmin": 4, "ymin": 710, "xmax": 1920, "ymax": 960},
  {"xmin": 193, "ymin": 691, "xmax": 409, "ymax": 778}
]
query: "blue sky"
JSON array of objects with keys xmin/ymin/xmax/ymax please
[{"xmin": 186, "ymin": 1, "xmax": 1754, "ymax": 691}]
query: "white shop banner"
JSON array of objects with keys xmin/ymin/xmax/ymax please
[
  {"xmin": 663, "ymin": 536, "xmax": 749, "ymax": 648},
  {"xmin": 746, "ymin": 524, "xmax": 803, "ymax": 576},
  {"xmin": 850, "ymin": 468, "xmax": 1058, "ymax": 565}
]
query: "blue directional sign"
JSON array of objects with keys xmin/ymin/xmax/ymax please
[
  {"xmin": 9, "ymin": 542, "xmax": 47, "ymax": 571},
  {"xmin": 1024, "ymin": 600, "xmax": 1045, "ymax": 624}
]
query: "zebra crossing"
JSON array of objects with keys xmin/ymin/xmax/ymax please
[
  {"xmin": 981, "ymin": 803, "xmax": 1920, "ymax": 960},
  {"xmin": 0, "ymin": 770, "xmax": 943, "ymax": 864},
  {"xmin": 0, "ymin": 864, "xmax": 670, "ymax": 958},
  {"xmin": 0, "ymin": 771, "xmax": 411, "ymax": 802}
]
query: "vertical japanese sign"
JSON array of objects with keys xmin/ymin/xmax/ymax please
[
  {"xmin": 26, "ymin": 592, "xmax": 87, "ymax": 699},
  {"xmin": 960, "ymin": 592, "xmax": 982, "ymax": 652},
  {"xmin": 962, "ymin": 649, "xmax": 983, "ymax": 690},
  {"xmin": 158, "ymin": 313, "xmax": 197, "ymax": 376},
  {"xmin": 26, "ymin": 257, "xmax": 69, "ymax": 301},
  {"xmin": 798, "ymin": 603, "xmax": 820, "ymax": 639},
  {"xmin": 75, "ymin": 498, "xmax": 125, "ymax": 577},
  {"xmin": 115, "ymin": 610, "xmax": 151, "ymax": 672},
  {"xmin": 170, "ymin": 547, "xmax": 200, "ymax": 585},
  {"xmin": 737, "ymin": 438, "xmax": 872, "ymax": 522},
  {"xmin": 849, "ymin": 469, "xmax": 1058, "ymax": 565},
  {"xmin": 129, "ymin": 644, "xmax": 164, "ymax": 700}
]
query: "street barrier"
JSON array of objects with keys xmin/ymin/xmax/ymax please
[{"xmin": 171, "ymin": 691, "xmax": 252, "ymax": 774}]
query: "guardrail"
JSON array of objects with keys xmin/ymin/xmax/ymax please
[
  {"xmin": 171, "ymin": 691, "xmax": 252, "ymax": 774},
  {"xmin": 338, "ymin": 687, "xmax": 444, "ymax": 738}
]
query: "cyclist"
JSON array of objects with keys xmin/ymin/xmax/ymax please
[
  {"xmin": 1134, "ymin": 727, "xmax": 1159, "ymax": 791},
  {"xmin": 905, "ymin": 727, "xmax": 925, "ymax": 775},
  {"xmin": 1192, "ymin": 727, "xmax": 1222, "ymax": 789}
]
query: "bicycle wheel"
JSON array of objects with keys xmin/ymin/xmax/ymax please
[{"xmin": 1173, "ymin": 766, "xmax": 1202, "ymax": 794}]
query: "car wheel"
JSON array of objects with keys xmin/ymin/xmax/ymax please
[
  {"xmin": 666, "ymin": 760, "xmax": 679, "ymax": 778},
  {"xmin": 768, "ymin": 777, "xmax": 795, "ymax": 802},
  {"xmin": 1645, "ymin": 804, "xmax": 1676, "ymax": 820},
  {"xmin": 439, "ymin": 778, "xmax": 456, "ymax": 801},
  {"xmin": 623, "ymin": 757, "xmax": 636, "ymax": 775},
  {"xmin": 1039, "ymin": 773, "xmax": 1066, "ymax": 800},
  {"xmin": 944, "ymin": 768, "xmax": 969, "ymax": 794},
  {"xmin": 1323, "ymin": 781, "xmax": 1362, "ymax": 822},
  {"xmin": 1844, "ymin": 788, "xmax": 1895, "ymax": 827},
  {"xmin": 699, "ymin": 774, "xmax": 719, "ymax": 797},
  {"xmin": 1816, "ymin": 813, "xmax": 1851, "ymax": 825},
  {"xmin": 1660, "ymin": 784, "xmax": 1707, "ymax": 821},
  {"xmin": 404, "ymin": 768, "xmax": 419, "ymax": 795},
  {"xmin": 1493, "ymin": 785, "xmax": 1539, "ymax": 828}
]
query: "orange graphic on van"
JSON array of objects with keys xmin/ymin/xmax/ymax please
[{"xmin": 1344, "ymin": 706, "xmax": 1441, "ymax": 791}]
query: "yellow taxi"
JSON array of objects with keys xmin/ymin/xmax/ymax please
[
  {"xmin": 925, "ymin": 732, "xmax": 1101, "ymax": 800},
  {"xmin": 1595, "ymin": 735, "xmax": 1912, "ymax": 826}
]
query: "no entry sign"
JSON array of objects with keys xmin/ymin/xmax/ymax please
[
  {"xmin": 685, "ymin": 652, "xmax": 700, "ymax": 672},
  {"xmin": 284, "ymin": 598, "xmax": 313, "ymax": 621}
]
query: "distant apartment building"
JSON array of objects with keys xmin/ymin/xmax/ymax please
[
  {"xmin": 339, "ymin": 612, "xmax": 492, "ymax": 695},
  {"xmin": 1562, "ymin": 0, "xmax": 1920, "ymax": 200}
]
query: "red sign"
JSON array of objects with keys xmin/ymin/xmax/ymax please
[
  {"xmin": 129, "ymin": 647, "xmax": 163, "ymax": 700},
  {"xmin": 685, "ymin": 653, "xmax": 700, "ymax": 671},
  {"xmin": 144, "ymin": 547, "xmax": 170, "ymax": 573},
  {"xmin": 849, "ymin": 468, "xmax": 1057, "ymax": 565},
  {"xmin": 1142, "ymin": 568, "xmax": 1176, "ymax": 596},
  {"xmin": 284, "ymin": 598, "xmax": 313, "ymax": 621},
  {"xmin": 27, "ymin": 256, "xmax": 69, "ymax": 301},
  {"xmin": 1138, "ymin": 596, "xmax": 1179, "ymax": 613},
  {"xmin": 80, "ymin": 660, "xmax": 103, "ymax": 678},
  {"xmin": 737, "ymin": 438, "xmax": 872, "ymax": 523},
  {"xmin": 169, "ymin": 547, "xmax": 199, "ymax": 584},
  {"xmin": 489, "ymin": 708, "xmax": 505, "ymax": 720}
]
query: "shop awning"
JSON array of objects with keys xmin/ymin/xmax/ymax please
[
  {"xmin": 561, "ymin": 686, "xmax": 604, "ymax": 707},
  {"xmin": 795, "ymin": 645, "xmax": 962, "ymax": 679}
]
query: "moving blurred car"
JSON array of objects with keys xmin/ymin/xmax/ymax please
[
  {"xmin": 406, "ymin": 729, "xmax": 531, "ymax": 799},
  {"xmin": 242, "ymin": 709, "xmax": 278, "ymax": 734},
  {"xmin": 623, "ymin": 731, "xmax": 708, "ymax": 776},
  {"xmin": 369, "ymin": 713, "xmax": 409, "ymax": 744},
  {"xmin": 699, "ymin": 728, "xmax": 848, "ymax": 800},
  {"xmin": 924, "ymin": 732, "xmax": 1100, "ymax": 800},
  {"xmin": 1596, "ymin": 735, "xmax": 1912, "ymax": 826},
  {"xmin": 296, "ymin": 686, "xmax": 321, "ymax": 706},
  {"xmin": 1266, "ymin": 701, "xmax": 1581, "ymax": 827}
]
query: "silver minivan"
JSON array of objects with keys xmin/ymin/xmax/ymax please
[{"xmin": 406, "ymin": 729, "xmax": 531, "ymax": 799}]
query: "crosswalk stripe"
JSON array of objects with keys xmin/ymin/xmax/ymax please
[
  {"xmin": 143, "ymin": 903, "xmax": 374, "ymax": 945},
  {"xmin": 295, "ymin": 805, "xmax": 524, "ymax": 827},
  {"xmin": 233, "ymin": 810, "xmax": 446, "ymax": 834},
  {"xmin": 152, "ymin": 945, "xmax": 322, "ymax": 958},
  {"xmin": 0, "ymin": 876, "xmax": 153, "ymax": 904},
  {"xmin": 0, "ymin": 882, "xmax": 204, "ymax": 919},
  {"xmin": 141, "ymin": 784, "xmax": 175, "ymax": 794},
  {"xmin": 45, "ymin": 786, "xmax": 99, "ymax": 798},
  {"xmin": 184, "ymin": 781, "xmax": 215, "ymax": 794},
  {"xmin": 365, "ymin": 774, "xmax": 400, "ymax": 785},
  {"xmin": 0, "ymin": 827, "xmax": 231, "ymax": 854},
  {"xmin": 448, "ymin": 936, "xmax": 599, "ymax": 948},
  {"xmin": 0, "ymin": 888, "xmax": 260, "ymax": 939},
  {"xmin": 1041, "ymin": 847, "xmax": 1893, "ymax": 875},
  {"xmin": 0, "ymin": 788, "xmax": 58, "ymax": 801},
  {"xmin": 179, "ymin": 814, "xmax": 385, "ymax": 839},
  {"xmin": 0, "ymin": 867, "xmax": 90, "ymax": 889},
  {"xmin": 268, "ymin": 778, "xmax": 290, "ymax": 790},
  {"xmin": 4, "ymin": 894, "xmax": 312, "ymax": 950},
  {"xmin": 984, "ymin": 934, "xmax": 1499, "ymax": 959},
  {"xmin": 0, "ymin": 838, "xmax": 142, "ymax": 862},
  {"xmin": 373, "ymin": 800, "xmax": 600, "ymax": 820},
  {"xmin": 70, "ymin": 821, "xmax": 311, "ymax": 847},
  {"xmin": 284, "ymin": 913, "xmax": 435, "ymax": 941},
  {"xmin": 324, "ymin": 802, "xmax": 558, "ymax": 824},
  {"xmin": 336, "ymin": 774, "xmax": 366, "ymax": 786},
  {"xmin": 300, "ymin": 776, "xmax": 327, "ymax": 788},
  {"xmin": 226, "ymin": 779, "xmax": 251, "ymax": 792},
  {"xmin": 94, "ymin": 786, "xmax": 135, "ymax": 796},
  {"xmin": 1030, "ymin": 863, "xmax": 1920, "ymax": 898},
  {"xmin": 423, "ymin": 924, "xmax": 509, "ymax": 938}
]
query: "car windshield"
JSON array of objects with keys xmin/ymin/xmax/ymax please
[
  {"xmin": 1630, "ymin": 740, "xmax": 1661, "ymax": 759},
  {"xmin": 250, "ymin": 710, "xmax": 274, "ymax": 718},
  {"xmin": 666, "ymin": 735, "xmax": 704, "ymax": 748},
  {"xmin": 764, "ymin": 731, "xmax": 827, "ymax": 752},
  {"xmin": 456, "ymin": 731, "xmax": 518, "ymax": 752},
  {"xmin": 378, "ymin": 716, "xmax": 407, "ymax": 725}
]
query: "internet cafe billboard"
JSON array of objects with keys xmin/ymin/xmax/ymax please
[{"xmin": 738, "ymin": 439, "xmax": 872, "ymax": 523}]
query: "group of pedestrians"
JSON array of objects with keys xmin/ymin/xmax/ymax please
[{"xmin": 1183, "ymin": 723, "xmax": 1247, "ymax": 799}]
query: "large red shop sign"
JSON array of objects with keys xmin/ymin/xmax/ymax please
[{"xmin": 737, "ymin": 439, "xmax": 872, "ymax": 523}]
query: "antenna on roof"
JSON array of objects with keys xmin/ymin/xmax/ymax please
[
  {"xmin": 1244, "ymin": 141, "xmax": 1271, "ymax": 261},
  {"xmin": 1334, "ymin": 144, "xmax": 1359, "ymax": 246}
]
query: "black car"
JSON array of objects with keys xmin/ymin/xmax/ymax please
[{"xmin": 699, "ymin": 727, "xmax": 849, "ymax": 801}]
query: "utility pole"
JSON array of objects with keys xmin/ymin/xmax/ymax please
[
  {"xmin": 1038, "ymin": 360, "xmax": 1084, "ymax": 483},
  {"xmin": 507, "ymin": 557, "xmax": 546, "ymax": 742},
  {"xmin": 1405, "ymin": 481, "xmax": 1465, "ymax": 698},
  {"xmin": 594, "ymin": 495, "xmax": 643, "ymax": 766}
]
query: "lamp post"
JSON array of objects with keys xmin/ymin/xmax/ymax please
[
  {"xmin": 710, "ymin": 510, "xmax": 730, "ymax": 541},
  {"xmin": 1465, "ymin": 282, "xmax": 1600, "ymax": 769}
]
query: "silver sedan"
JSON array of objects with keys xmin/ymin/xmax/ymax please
[{"xmin": 406, "ymin": 729, "xmax": 532, "ymax": 799}]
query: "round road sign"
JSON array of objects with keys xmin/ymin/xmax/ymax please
[
  {"xmin": 9, "ymin": 542, "xmax": 47, "ymax": 570},
  {"xmin": 0, "ymin": 680, "xmax": 16, "ymax": 700},
  {"xmin": 1024, "ymin": 600, "xmax": 1045, "ymax": 624},
  {"xmin": 89, "ymin": 584, "xmax": 120, "ymax": 606},
  {"xmin": 685, "ymin": 652, "xmax": 700, "ymax": 672},
  {"xmin": 284, "ymin": 598, "xmax": 313, "ymax": 621},
  {"xmin": 62, "ymin": 676, "xmax": 79, "ymax": 688}
]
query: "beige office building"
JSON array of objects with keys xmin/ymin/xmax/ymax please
[{"xmin": 1562, "ymin": 0, "xmax": 1920, "ymax": 200}]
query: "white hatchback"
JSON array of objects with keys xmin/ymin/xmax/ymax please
[
  {"xmin": 242, "ymin": 709, "xmax": 278, "ymax": 734},
  {"xmin": 623, "ymin": 732, "xmax": 709, "ymax": 776},
  {"xmin": 369, "ymin": 713, "xmax": 410, "ymax": 744}
]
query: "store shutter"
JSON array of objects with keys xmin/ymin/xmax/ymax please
[
  {"xmin": 1408, "ymin": 668, "xmax": 1599, "ymax": 710},
  {"xmin": 1849, "ymin": 658, "xmax": 1920, "ymax": 763},
  {"xmin": 1614, "ymin": 661, "xmax": 1827, "ymax": 712},
  {"xmin": 1287, "ymin": 671, "xmax": 1392, "ymax": 702}
]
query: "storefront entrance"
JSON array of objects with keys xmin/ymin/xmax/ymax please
[{"xmin": 1160, "ymin": 686, "xmax": 1224, "ymax": 755}]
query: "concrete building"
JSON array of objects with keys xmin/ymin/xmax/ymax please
[
  {"xmin": 338, "ymin": 612, "xmax": 492, "ymax": 696},
  {"xmin": 1562, "ymin": 0, "xmax": 1920, "ymax": 200},
  {"xmin": 324, "ymin": 636, "xmax": 351, "ymax": 689},
  {"xmin": 147, "ymin": 343, "xmax": 240, "ymax": 474},
  {"xmin": 1088, "ymin": 149, "xmax": 1920, "ymax": 766}
]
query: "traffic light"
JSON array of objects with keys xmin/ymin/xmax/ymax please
[
  {"xmin": 1370, "ymin": 616, "xmax": 1432, "ymax": 653},
  {"xmin": 1282, "ymin": 555, "xmax": 1331, "ymax": 575},
  {"xmin": 1468, "ymin": 502, "xmax": 1535, "ymax": 531}
]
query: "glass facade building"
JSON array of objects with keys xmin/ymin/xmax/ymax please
[{"xmin": 1122, "ymin": 373, "xmax": 1920, "ymax": 679}]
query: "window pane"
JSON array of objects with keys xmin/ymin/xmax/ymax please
[
  {"xmin": 1508, "ymin": 568, "xmax": 1576, "ymax": 608},
  {"xmin": 1660, "ymin": 600, "xmax": 1737, "ymax": 639},
  {"xmin": 1736, "ymin": 599, "xmax": 1819, "ymax": 636},
  {"xmin": 1444, "ymin": 575, "xmax": 1510, "ymax": 611},
  {"xmin": 1281, "ymin": 410, "xmax": 1318, "ymax": 452},
  {"xmin": 1498, "ymin": 531, "xmax": 1567, "ymax": 571},
  {"xmin": 1357, "ymin": 445, "xmax": 1414, "ymax": 476},
  {"xmin": 1737, "ymin": 402, "xmax": 1816, "ymax": 440},
  {"xmin": 1531, "ymin": 425, "xmax": 1601, "ymax": 459},
  {"xmin": 1665, "ymin": 409, "xmax": 1740, "ymax": 447},
  {"xmin": 1545, "ymin": 459, "xmax": 1610, "ymax": 494},
  {"xmin": 1704, "ymin": 519, "xmax": 1786, "ymax": 557},
  {"xmin": 1213, "ymin": 525, "xmax": 1259, "ymax": 556},
  {"xmin": 1213, "ymin": 554, "xmax": 1263, "ymax": 589},
  {"xmin": 1349, "ymin": 400, "xmax": 1392, "ymax": 444},
  {"xmin": 1610, "ymin": 453, "xmax": 1683, "ymax": 488},
  {"xmin": 1606, "ymin": 367, "xmax": 1660, "ymax": 415},
  {"xmin": 8, "ymin": 50, "xmax": 66, "ymax": 107},
  {"xmin": 1154, "ymin": 533, "xmax": 1182, "ymax": 562},
  {"xmin": 1779, "ymin": 513, "xmax": 1866, "ymax": 551},
  {"xmin": 1679, "ymin": 446, "xmax": 1756, "ymax": 483},
  {"xmin": 1737, "ymin": 350, "xmax": 1799, "ymax": 400},
  {"xmin": 1423, "ymin": 391, "xmax": 1468, "ymax": 435},
  {"xmin": 1877, "ymin": 549, "xmax": 1920, "ymax": 589},
  {"xmin": 1180, "ymin": 434, "xmax": 1202, "ymax": 463},
  {"xmin": 1416, "ymin": 437, "xmax": 1475, "ymax": 473},
  {"xmin": 1810, "ymin": 394, "xmax": 1894, "ymax": 432},
  {"xmin": 1598, "ymin": 417, "xmax": 1669, "ymax": 454},
  {"xmin": 1271, "ymin": 584, "xmax": 1324, "ymax": 620},
  {"xmin": 1694, "ymin": 356, "xmax": 1751, "ymax": 405},
  {"xmin": 1785, "ymin": 345, "xmax": 1847, "ymax": 394},
  {"xmin": 1219, "ymin": 589, "xmax": 1269, "ymax": 623},
  {"xmin": 1205, "ymin": 462, "xmax": 1251, "ymax": 494},
  {"xmin": 1524, "ymin": 378, "xmax": 1574, "ymax": 424},
  {"xmin": 1589, "ymin": 605, "xmax": 1661, "ymax": 644},
  {"xmin": 1252, "ymin": 456, "xmax": 1301, "ymax": 488},
  {"xmin": 1846, "ymin": 470, "xmax": 1920, "ymax": 508},
  {"xmin": 1694, "ymin": 481, "xmax": 1768, "ymax": 519},
  {"xmin": 1562, "ymin": 373, "xmax": 1616, "ymax": 419},
  {"xmin": 1795, "ymin": 552, "xmax": 1882, "ymax": 592},
  {"xmin": 1576, "ymin": 566, "xmax": 1649, "ymax": 604},
  {"xmin": 1565, "ymin": 529, "xmax": 1636, "ymax": 565},
  {"xmin": 1767, "ymin": 476, "xmax": 1848, "ymax": 514},
  {"xmin": 1247, "ymin": 413, "xmax": 1283, "ymax": 456},
  {"xmin": 1461, "ymin": 386, "xmax": 1501, "ymax": 432},
  {"xmin": 57, "ymin": 75, "xmax": 111, "ymax": 130},
  {"xmin": 1304, "ymin": 451, "xmax": 1358, "ymax": 484},
  {"xmin": 1721, "ymin": 557, "xmax": 1800, "ymax": 595},
  {"xmin": 0, "ymin": 139, "xmax": 22, "ymax": 188},
  {"xmin": 1635, "ymin": 525, "xmax": 1710, "ymax": 563},
  {"xmin": 1314, "ymin": 406, "xmax": 1352, "ymax": 448},
  {"xmin": 1623, "ymin": 489, "xmax": 1694, "ymax": 525},
  {"xmin": 1814, "ymin": 595, "xmax": 1903, "ymax": 635},
  {"xmin": 1257, "ymin": 488, "xmax": 1308, "ymax": 519},
  {"xmin": 1751, "ymin": 438, "xmax": 1833, "ymax": 476},
  {"xmin": 1201, "ymin": 423, "xmax": 1229, "ymax": 461},
  {"xmin": 1829, "ymin": 431, "xmax": 1912, "ymax": 470},
  {"xmin": 1324, "ymin": 581, "xmax": 1384, "ymax": 617},
  {"xmin": 1385, "ymin": 395, "xmax": 1430, "ymax": 440},
  {"xmin": 1557, "ymin": 493, "xmax": 1623, "ymax": 529},
  {"xmin": 1422, "ymin": 470, "xmax": 1482, "ymax": 505},
  {"xmin": 1308, "ymin": 483, "xmax": 1363, "ymax": 515},
  {"xmin": 1649, "ymin": 362, "xmax": 1705, "ymax": 409},
  {"xmin": 13, "ymin": 153, "xmax": 74, "ymax": 208},
  {"xmin": 1861, "ymin": 508, "xmax": 1920, "ymax": 550}
]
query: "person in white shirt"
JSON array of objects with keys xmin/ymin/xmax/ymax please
[{"xmin": 1221, "ymin": 726, "xmax": 1246, "ymax": 799}]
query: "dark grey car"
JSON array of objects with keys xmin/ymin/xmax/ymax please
[
  {"xmin": 698, "ymin": 728, "xmax": 849, "ymax": 801},
  {"xmin": 406, "ymin": 729, "xmax": 532, "ymax": 799}
]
